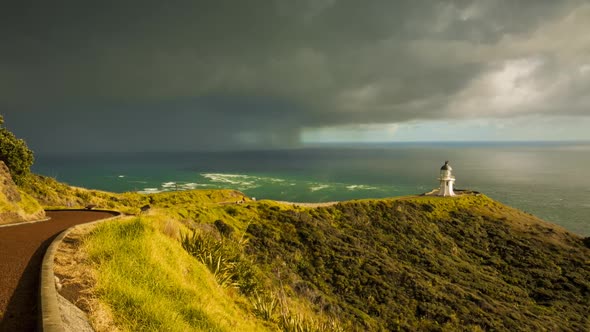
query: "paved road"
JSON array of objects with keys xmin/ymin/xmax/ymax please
[{"xmin": 0, "ymin": 210, "xmax": 117, "ymax": 332}]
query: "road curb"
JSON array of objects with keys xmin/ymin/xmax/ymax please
[{"xmin": 39, "ymin": 210, "xmax": 122, "ymax": 332}]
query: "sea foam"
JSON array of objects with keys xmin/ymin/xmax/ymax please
[{"xmin": 310, "ymin": 184, "xmax": 330, "ymax": 192}]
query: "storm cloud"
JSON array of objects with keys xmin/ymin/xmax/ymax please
[{"xmin": 1, "ymin": 0, "xmax": 589, "ymax": 151}]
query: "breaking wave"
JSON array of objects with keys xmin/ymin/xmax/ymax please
[
  {"xmin": 346, "ymin": 185, "xmax": 378, "ymax": 190},
  {"xmin": 134, "ymin": 172, "xmax": 389, "ymax": 201},
  {"xmin": 310, "ymin": 184, "xmax": 330, "ymax": 192}
]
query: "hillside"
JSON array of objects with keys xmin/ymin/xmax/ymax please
[
  {"xmin": 0, "ymin": 161, "xmax": 44, "ymax": 225},
  {"xmin": 38, "ymin": 183, "xmax": 590, "ymax": 332},
  {"xmin": 243, "ymin": 195, "xmax": 590, "ymax": 331}
]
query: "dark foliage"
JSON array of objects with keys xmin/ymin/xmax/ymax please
[
  {"xmin": 0, "ymin": 116, "xmax": 34, "ymax": 184},
  {"xmin": 214, "ymin": 219, "xmax": 234, "ymax": 238},
  {"xmin": 245, "ymin": 197, "xmax": 590, "ymax": 331}
]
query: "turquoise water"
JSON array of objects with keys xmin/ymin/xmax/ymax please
[{"xmin": 33, "ymin": 142, "xmax": 590, "ymax": 236}]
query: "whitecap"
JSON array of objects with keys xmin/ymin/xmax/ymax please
[
  {"xmin": 310, "ymin": 184, "xmax": 330, "ymax": 192},
  {"xmin": 201, "ymin": 173, "xmax": 259, "ymax": 189},
  {"xmin": 138, "ymin": 188, "xmax": 161, "ymax": 194},
  {"xmin": 180, "ymin": 183, "xmax": 211, "ymax": 189},
  {"xmin": 202, "ymin": 173, "xmax": 249, "ymax": 184},
  {"xmin": 346, "ymin": 184, "xmax": 377, "ymax": 190}
]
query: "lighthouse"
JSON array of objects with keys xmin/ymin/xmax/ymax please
[{"xmin": 438, "ymin": 161, "xmax": 455, "ymax": 197}]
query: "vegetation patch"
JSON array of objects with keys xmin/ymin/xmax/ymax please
[
  {"xmin": 180, "ymin": 225, "xmax": 347, "ymax": 331},
  {"xmin": 243, "ymin": 195, "xmax": 590, "ymax": 331},
  {"xmin": 0, "ymin": 162, "xmax": 45, "ymax": 224},
  {"xmin": 84, "ymin": 216, "xmax": 269, "ymax": 332},
  {"xmin": 0, "ymin": 115, "xmax": 34, "ymax": 185}
]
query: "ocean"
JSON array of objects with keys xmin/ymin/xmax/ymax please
[{"xmin": 33, "ymin": 142, "xmax": 590, "ymax": 236}]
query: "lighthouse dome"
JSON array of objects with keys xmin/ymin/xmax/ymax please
[{"xmin": 440, "ymin": 161, "xmax": 452, "ymax": 171}]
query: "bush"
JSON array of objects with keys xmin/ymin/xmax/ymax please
[
  {"xmin": 181, "ymin": 230, "xmax": 259, "ymax": 294},
  {"xmin": 215, "ymin": 219, "xmax": 235, "ymax": 238},
  {"xmin": 0, "ymin": 116, "xmax": 34, "ymax": 184}
]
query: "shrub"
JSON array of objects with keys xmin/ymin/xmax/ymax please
[
  {"xmin": 278, "ymin": 311, "xmax": 344, "ymax": 332},
  {"xmin": 251, "ymin": 291, "xmax": 279, "ymax": 321},
  {"xmin": 225, "ymin": 206, "xmax": 238, "ymax": 216},
  {"xmin": 0, "ymin": 116, "xmax": 34, "ymax": 184},
  {"xmin": 180, "ymin": 230, "xmax": 259, "ymax": 294},
  {"xmin": 215, "ymin": 219, "xmax": 234, "ymax": 238}
]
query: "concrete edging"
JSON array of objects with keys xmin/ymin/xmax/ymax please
[{"xmin": 40, "ymin": 210, "xmax": 122, "ymax": 332}]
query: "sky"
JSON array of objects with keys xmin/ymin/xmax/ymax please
[{"xmin": 1, "ymin": 0, "xmax": 590, "ymax": 152}]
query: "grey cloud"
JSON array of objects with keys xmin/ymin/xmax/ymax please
[{"xmin": 1, "ymin": 0, "xmax": 588, "ymax": 151}]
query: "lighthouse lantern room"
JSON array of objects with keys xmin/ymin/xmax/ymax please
[{"xmin": 438, "ymin": 161, "xmax": 456, "ymax": 197}]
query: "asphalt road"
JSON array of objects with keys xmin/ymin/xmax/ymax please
[{"xmin": 0, "ymin": 210, "xmax": 117, "ymax": 332}]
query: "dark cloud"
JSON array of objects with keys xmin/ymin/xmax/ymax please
[{"xmin": 1, "ymin": 0, "xmax": 588, "ymax": 151}]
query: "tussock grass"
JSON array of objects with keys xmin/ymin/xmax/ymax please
[
  {"xmin": 278, "ymin": 312, "xmax": 345, "ymax": 332},
  {"xmin": 179, "ymin": 224, "xmax": 347, "ymax": 331},
  {"xmin": 85, "ymin": 217, "xmax": 270, "ymax": 332},
  {"xmin": 251, "ymin": 291, "xmax": 279, "ymax": 321},
  {"xmin": 180, "ymin": 229, "xmax": 259, "ymax": 295}
]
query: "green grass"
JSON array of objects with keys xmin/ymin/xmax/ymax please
[{"xmin": 85, "ymin": 216, "xmax": 272, "ymax": 332}]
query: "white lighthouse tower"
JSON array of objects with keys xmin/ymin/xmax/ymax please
[{"xmin": 438, "ymin": 161, "xmax": 456, "ymax": 197}]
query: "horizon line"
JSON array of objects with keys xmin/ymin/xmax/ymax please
[{"xmin": 33, "ymin": 140, "xmax": 590, "ymax": 155}]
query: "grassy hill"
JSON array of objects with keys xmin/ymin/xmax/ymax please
[
  {"xmin": 242, "ymin": 195, "xmax": 589, "ymax": 331},
  {"xmin": 21, "ymin": 175, "xmax": 590, "ymax": 331}
]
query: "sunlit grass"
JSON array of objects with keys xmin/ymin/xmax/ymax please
[
  {"xmin": 0, "ymin": 186, "xmax": 44, "ymax": 223},
  {"xmin": 85, "ymin": 217, "xmax": 270, "ymax": 332},
  {"xmin": 17, "ymin": 189, "xmax": 44, "ymax": 215}
]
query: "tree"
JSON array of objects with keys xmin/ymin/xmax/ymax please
[{"xmin": 0, "ymin": 115, "xmax": 34, "ymax": 184}]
